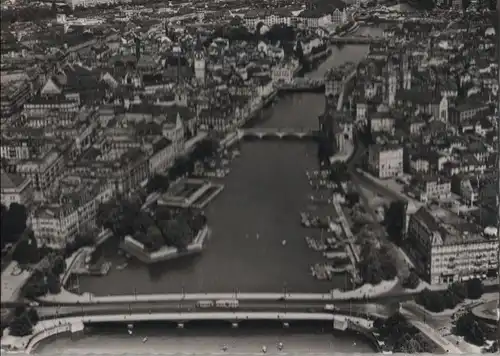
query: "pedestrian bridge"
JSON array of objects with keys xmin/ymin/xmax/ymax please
[
  {"xmin": 329, "ymin": 36, "xmax": 384, "ymax": 45},
  {"xmin": 275, "ymin": 78, "xmax": 325, "ymax": 91},
  {"xmin": 237, "ymin": 128, "xmax": 320, "ymax": 140}
]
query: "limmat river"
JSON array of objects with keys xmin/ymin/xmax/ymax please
[
  {"xmin": 36, "ymin": 325, "xmax": 376, "ymax": 355},
  {"xmin": 76, "ymin": 43, "xmax": 371, "ymax": 296},
  {"xmin": 36, "ymin": 28, "xmax": 382, "ymax": 356}
]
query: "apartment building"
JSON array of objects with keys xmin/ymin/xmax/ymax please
[
  {"xmin": 411, "ymin": 175, "xmax": 451, "ymax": 203},
  {"xmin": 367, "ymin": 144, "xmax": 403, "ymax": 178},
  {"xmin": 31, "ymin": 178, "xmax": 113, "ymax": 248},
  {"xmin": 407, "ymin": 205, "xmax": 498, "ymax": 284},
  {"xmin": 448, "ymin": 102, "xmax": 490, "ymax": 126},
  {"xmin": 1, "ymin": 81, "xmax": 31, "ymax": 120},
  {"xmin": 14, "ymin": 145, "xmax": 67, "ymax": 200},
  {"xmin": 0, "ymin": 170, "xmax": 33, "ymax": 207}
]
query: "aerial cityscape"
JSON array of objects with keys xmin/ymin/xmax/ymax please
[{"xmin": 0, "ymin": 0, "xmax": 499, "ymax": 354}]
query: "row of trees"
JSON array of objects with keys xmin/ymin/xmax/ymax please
[
  {"xmin": 147, "ymin": 137, "xmax": 220, "ymax": 194},
  {"xmin": 416, "ymin": 278, "xmax": 484, "ymax": 313},
  {"xmin": 97, "ymin": 196, "xmax": 206, "ymax": 252},
  {"xmin": 9, "ymin": 307, "xmax": 39, "ymax": 337},
  {"xmin": 23, "ymin": 254, "xmax": 67, "ymax": 299},
  {"xmin": 357, "ymin": 242, "xmax": 398, "ymax": 285},
  {"xmin": 374, "ymin": 312, "xmax": 434, "ymax": 353},
  {"xmin": 1, "ymin": 203, "xmax": 28, "ymax": 250}
]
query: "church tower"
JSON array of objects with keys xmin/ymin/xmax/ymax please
[
  {"xmin": 193, "ymin": 34, "xmax": 205, "ymax": 84},
  {"xmin": 388, "ymin": 73, "xmax": 397, "ymax": 107}
]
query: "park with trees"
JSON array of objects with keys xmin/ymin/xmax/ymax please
[
  {"xmin": 97, "ymin": 194, "xmax": 207, "ymax": 254},
  {"xmin": 415, "ymin": 278, "xmax": 484, "ymax": 313},
  {"xmin": 1, "ymin": 203, "xmax": 28, "ymax": 251},
  {"xmin": 373, "ymin": 312, "xmax": 436, "ymax": 353},
  {"xmin": 357, "ymin": 241, "xmax": 398, "ymax": 285},
  {"xmin": 9, "ymin": 307, "xmax": 40, "ymax": 337},
  {"xmin": 454, "ymin": 312, "xmax": 495, "ymax": 347}
]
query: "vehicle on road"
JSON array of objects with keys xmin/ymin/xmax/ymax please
[
  {"xmin": 215, "ymin": 299, "xmax": 239, "ymax": 308},
  {"xmin": 196, "ymin": 300, "xmax": 215, "ymax": 308},
  {"xmin": 324, "ymin": 304, "xmax": 336, "ymax": 311}
]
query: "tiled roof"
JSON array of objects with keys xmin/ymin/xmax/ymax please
[{"xmin": 0, "ymin": 170, "xmax": 27, "ymax": 190}]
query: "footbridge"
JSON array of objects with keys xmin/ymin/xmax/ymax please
[
  {"xmin": 329, "ymin": 36, "xmax": 384, "ymax": 45},
  {"xmin": 237, "ymin": 128, "xmax": 320, "ymax": 140},
  {"xmin": 275, "ymin": 78, "xmax": 325, "ymax": 91}
]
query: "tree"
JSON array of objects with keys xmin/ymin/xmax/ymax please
[
  {"xmin": 192, "ymin": 138, "xmax": 219, "ymax": 162},
  {"xmin": 384, "ymin": 200, "xmax": 407, "ymax": 245},
  {"xmin": 357, "ymin": 242, "xmax": 383, "ymax": 285},
  {"xmin": 402, "ymin": 270, "xmax": 420, "ymax": 289},
  {"xmin": 465, "ymin": 278, "xmax": 484, "ymax": 299},
  {"xmin": 379, "ymin": 245, "xmax": 398, "ymax": 280},
  {"xmin": 345, "ymin": 192, "xmax": 360, "ymax": 207},
  {"xmin": 145, "ymin": 226, "xmax": 165, "ymax": 251},
  {"xmin": 52, "ymin": 255, "xmax": 66, "ymax": 276},
  {"xmin": 14, "ymin": 306, "xmax": 26, "ymax": 318},
  {"xmin": 46, "ymin": 272, "xmax": 61, "ymax": 294},
  {"xmin": 455, "ymin": 313, "xmax": 487, "ymax": 346},
  {"xmin": 9, "ymin": 314, "xmax": 33, "ymax": 337},
  {"xmin": 416, "ymin": 288, "xmax": 446, "ymax": 313},
  {"xmin": 12, "ymin": 232, "xmax": 39, "ymax": 265},
  {"xmin": 146, "ymin": 174, "xmax": 170, "ymax": 193},
  {"xmin": 163, "ymin": 218, "xmax": 193, "ymax": 251},
  {"xmin": 1, "ymin": 203, "xmax": 28, "ymax": 248},
  {"xmin": 449, "ymin": 281, "xmax": 467, "ymax": 300},
  {"xmin": 27, "ymin": 308, "xmax": 39, "ymax": 325}
]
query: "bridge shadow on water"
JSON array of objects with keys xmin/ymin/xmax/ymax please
[
  {"xmin": 87, "ymin": 320, "xmax": 336, "ymax": 333},
  {"xmin": 241, "ymin": 136, "xmax": 319, "ymax": 143}
]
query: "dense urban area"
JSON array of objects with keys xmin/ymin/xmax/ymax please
[{"xmin": 0, "ymin": 0, "xmax": 499, "ymax": 354}]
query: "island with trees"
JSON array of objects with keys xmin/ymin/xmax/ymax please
[{"xmin": 97, "ymin": 193, "xmax": 209, "ymax": 264}]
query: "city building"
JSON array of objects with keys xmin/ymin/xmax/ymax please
[
  {"xmin": 0, "ymin": 170, "xmax": 33, "ymax": 207},
  {"xmin": 406, "ymin": 205, "xmax": 498, "ymax": 284},
  {"xmin": 31, "ymin": 178, "xmax": 113, "ymax": 248},
  {"xmin": 367, "ymin": 144, "xmax": 403, "ymax": 178},
  {"xmin": 409, "ymin": 175, "xmax": 452, "ymax": 203}
]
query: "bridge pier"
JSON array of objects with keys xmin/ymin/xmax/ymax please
[
  {"xmin": 231, "ymin": 322, "xmax": 239, "ymax": 328},
  {"xmin": 177, "ymin": 322, "xmax": 185, "ymax": 329}
]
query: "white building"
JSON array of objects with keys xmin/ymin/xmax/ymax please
[
  {"xmin": 31, "ymin": 179, "xmax": 113, "ymax": 248},
  {"xmin": 0, "ymin": 171, "xmax": 32, "ymax": 207},
  {"xmin": 407, "ymin": 205, "xmax": 498, "ymax": 284},
  {"xmin": 367, "ymin": 144, "xmax": 403, "ymax": 178}
]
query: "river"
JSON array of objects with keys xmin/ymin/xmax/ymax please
[
  {"xmin": 39, "ymin": 31, "xmax": 379, "ymax": 355},
  {"xmin": 76, "ymin": 42, "xmax": 372, "ymax": 296}
]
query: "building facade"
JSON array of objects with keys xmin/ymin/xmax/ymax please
[
  {"xmin": 367, "ymin": 144, "xmax": 403, "ymax": 178},
  {"xmin": 407, "ymin": 206, "xmax": 498, "ymax": 284}
]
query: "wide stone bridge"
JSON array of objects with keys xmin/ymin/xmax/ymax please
[
  {"xmin": 275, "ymin": 78, "xmax": 324, "ymax": 91},
  {"xmin": 237, "ymin": 128, "xmax": 320, "ymax": 140},
  {"xmin": 329, "ymin": 36, "xmax": 384, "ymax": 45}
]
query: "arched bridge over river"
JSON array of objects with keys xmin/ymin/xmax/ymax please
[{"xmin": 237, "ymin": 128, "xmax": 320, "ymax": 140}]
